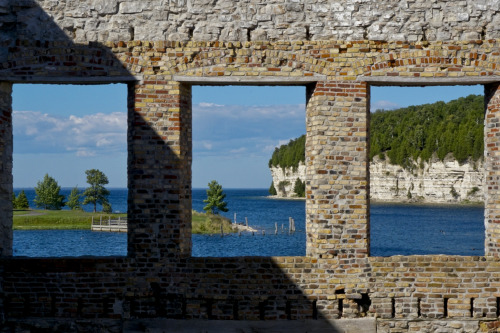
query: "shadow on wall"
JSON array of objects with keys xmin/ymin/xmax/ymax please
[
  {"xmin": 0, "ymin": 2, "xmax": 370, "ymax": 332},
  {"xmin": 0, "ymin": 0, "xmax": 133, "ymax": 79}
]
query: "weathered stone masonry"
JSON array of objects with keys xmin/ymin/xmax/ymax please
[{"xmin": 2, "ymin": 1, "xmax": 500, "ymax": 332}]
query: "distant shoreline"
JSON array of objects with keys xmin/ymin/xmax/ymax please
[
  {"xmin": 267, "ymin": 195, "xmax": 305, "ymax": 201},
  {"xmin": 268, "ymin": 195, "xmax": 483, "ymax": 206}
]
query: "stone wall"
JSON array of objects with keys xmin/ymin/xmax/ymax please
[
  {"xmin": 2, "ymin": 0, "xmax": 500, "ymax": 46},
  {"xmin": 1, "ymin": 1, "xmax": 500, "ymax": 332}
]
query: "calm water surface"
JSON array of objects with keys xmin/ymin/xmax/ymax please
[{"xmin": 13, "ymin": 188, "xmax": 484, "ymax": 257}]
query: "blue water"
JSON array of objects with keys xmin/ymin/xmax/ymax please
[{"xmin": 13, "ymin": 188, "xmax": 485, "ymax": 257}]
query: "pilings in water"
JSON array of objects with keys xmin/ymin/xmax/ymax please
[
  {"xmin": 229, "ymin": 213, "xmax": 299, "ymax": 236},
  {"xmin": 288, "ymin": 217, "xmax": 295, "ymax": 233}
]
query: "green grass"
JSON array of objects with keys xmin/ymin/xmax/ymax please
[
  {"xmin": 13, "ymin": 209, "xmax": 234, "ymax": 234},
  {"xmin": 13, "ymin": 209, "xmax": 126, "ymax": 230},
  {"xmin": 192, "ymin": 210, "xmax": 234, "ymax": 234}
]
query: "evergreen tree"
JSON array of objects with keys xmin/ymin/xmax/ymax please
[
  {"xmin": 16, "ymin": 190, "xmax": 30, "ymax": 209},
  {"xmin": 34, "ymin": 174, "xmax": 65, "ymax": 210},
  {"xmin": 67, "ymin": 186, "xmax": 82, "ymax": 210},
  {"xmin": 203, "ymin": 180, "xmax": 229, "ymax": 215},
  {"xmin": 12, "ymin": 192, "xmax": 17, "ymax": 210},
  {"xmin": 270, "ymin": 94, "xmax": 485, "ymax": 172},
  {"xmin": 269, "ymin": 181, "xmax": 277, "ymax": 195},
  {"xmin": 268, "ymin": 135, "xmax": 306, "ymax": 170},
  {"xmin": 83, "ymin": 169, "xmax": 110, "ymax": 213},
  {"xmin": 370, "ymin": 94, "xmax": 484, "ymax": 168},
  {"xmin": 293, "ymin": 178, "xmax": 305, "ymax": 197}
]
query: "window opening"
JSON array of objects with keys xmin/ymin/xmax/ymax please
[
  {"xmin": 12, "ymin": 83, "xmax": 127, "ymax": 257},
  {"xmin": 369, "ymin": 85, "xmax": 485, "ymax": 256},
  {"xmin": 191, "ymin": 85, "xmax": 306, "ymax": 257}
]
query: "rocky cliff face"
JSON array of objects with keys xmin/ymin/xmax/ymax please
[
  {"xmin": 271, "ymin": 157, "xmax": 484, "ymax": 203},
  {"xmin": 270, "ymin": 162, "xmax": 306, "ymax": 198}
]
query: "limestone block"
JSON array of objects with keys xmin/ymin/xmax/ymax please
[
  {"xmin": 92, "ymin": 0, "xmax": 118, "ymax": 15},
  {"xmin": 250, "ymin": 28, "xmax": 268, "ymax": 41},
  {"xmin": 119, "ymin": 1, "xmax": 149, "ymax": 14}
]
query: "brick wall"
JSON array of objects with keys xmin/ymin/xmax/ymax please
[
  {"xmin": 485, "ymin": 83, "xmax": 500, "ymax": 257},
  {"xmin": 0, "ymin": 82, "xmax": 12, "ymax": 258},
  {"xmin": 1, "ymin": 40, "xmax": 500, "ymax": 332}
]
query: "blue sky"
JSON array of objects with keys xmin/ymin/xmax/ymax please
[{"xmin": 12, "ymin": 83, "xmax": 483, "ymax": 189}]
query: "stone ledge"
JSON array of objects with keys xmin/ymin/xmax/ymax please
[
  {"xmin": 0, "ymin": 76, "xmax": 141, "ymax": 84},
  {"xmin": 173, "ymin": 75, "xmax": 325, "ymax": 85},
  {"xmin": 361, "ymin": 76, "xmax": 500, "ymax": 86}
]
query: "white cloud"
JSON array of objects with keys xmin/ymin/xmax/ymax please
[
  {"xmin": 278, "ymin": 139, "xmax": 291, "ymax": 146},
  {"xmin": 229, "ymin": 147, "xmax": 247, "ymax": 154},
  {"xmin": 194, "ymin": 103, "xmax": 305, "ymax": 120},
  {"xmin": 199, "ymin": 102, "xmax": 224, "ymax": 108},
  {"xmin": 75, "ymin": 149, "xmax": 96, "ymax": 157},
  {"xmin": 202, "ymin": 141, "xmax": 213, "ymax": 150},
  {"xmin": 14, "ymin": 111, "xmax": 126, "ymax": 156},
  {"xmin": 371, "ymin": 100, "xmax": 401, "ymax": 111},
  {"xmin": 263, "ymin": 145, "xmax": 276, "ymax": 153}
]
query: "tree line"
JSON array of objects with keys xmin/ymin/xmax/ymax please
[
  {"xmin": 370, "ymin": 94, "xmax": 484, "ymax": 169},
  {"xmin": 12, "ymin": 169, "xmax": 112, "ymax": 213},
  {"xmin": 268, "ymin": 94, "xmax": 485, "ymax": 194},
  {"xmin": 268, "ymin": 135, "xmax": 305, "ymax": 171}
]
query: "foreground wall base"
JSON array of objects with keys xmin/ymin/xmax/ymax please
[
  {"xmin": 124, "ymin": 318, "xmax": 376, "ymax": 333},
  {"xmin": 3, "ymin": 318, "xmax": 376, "ymax": 333},
  {"xmin": 6, "ymin": 318, "xmax": 500, "ymax": 333}
]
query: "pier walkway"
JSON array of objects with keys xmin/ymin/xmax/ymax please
[{"xmin": 91, "ymin": 216, "xmax": 127, "ymax": 232}]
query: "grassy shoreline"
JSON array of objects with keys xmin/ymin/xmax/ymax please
[
  {"xmin": 13, "ymin": 209, "xmax": 234, "ymax": 234},
  {"xmin": 13, "ymin": 209, "xmax": 126, "ymax": 230}
]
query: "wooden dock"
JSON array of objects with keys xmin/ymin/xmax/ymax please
[{"xmin": 91, "ymin": 216, "xmax": 127, "ymax": 232}]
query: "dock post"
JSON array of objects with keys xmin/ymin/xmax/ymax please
[
  {"xmin": 275, "ymin": 222, "xmax": 278, "ymax": 235},
  {"xmin": 234, "ymin": 213, "xmax": 237, "ymax": 224},
  {"xmin": 245, "ymin": 217, "xmax": 248, "ymax": 227},
  {"xmin": 220, "ymin": 224, "xmax": 224, "ymax": 237}
]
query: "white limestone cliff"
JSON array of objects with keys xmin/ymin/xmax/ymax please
[
  {"xmin": 270, "ymin": 162, "xmax": 306, "ymax": 198},
  {"xmin": 270, "ymin": 157, "xmax": 484, "ymax": 203}
]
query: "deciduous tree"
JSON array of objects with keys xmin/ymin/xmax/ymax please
[
  {"xmin": 34, "ymin": 174, "xmax": 65, "ymax": 210},
  {"xmin": 82, "ymin": 169, "xmax": 110, "ymax": 213}
]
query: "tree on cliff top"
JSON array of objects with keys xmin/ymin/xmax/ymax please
[
  {"xmin": 82, "ymin": 169, "xmax": 110, "ymax": 213},
  {"xmin": 203, "ymin": 180, "xmax": 229, "ymax": 215},
  {"xmin": 269, "ymin": 94, "xmax": 484, "ymax": 172},
  {"xmin": 370, "ymin": 94, "xmax": 484, "ymax": 168},
  {"xmin": 268, "ymin": 135, "xmax": 306, "ymax": 170}
]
